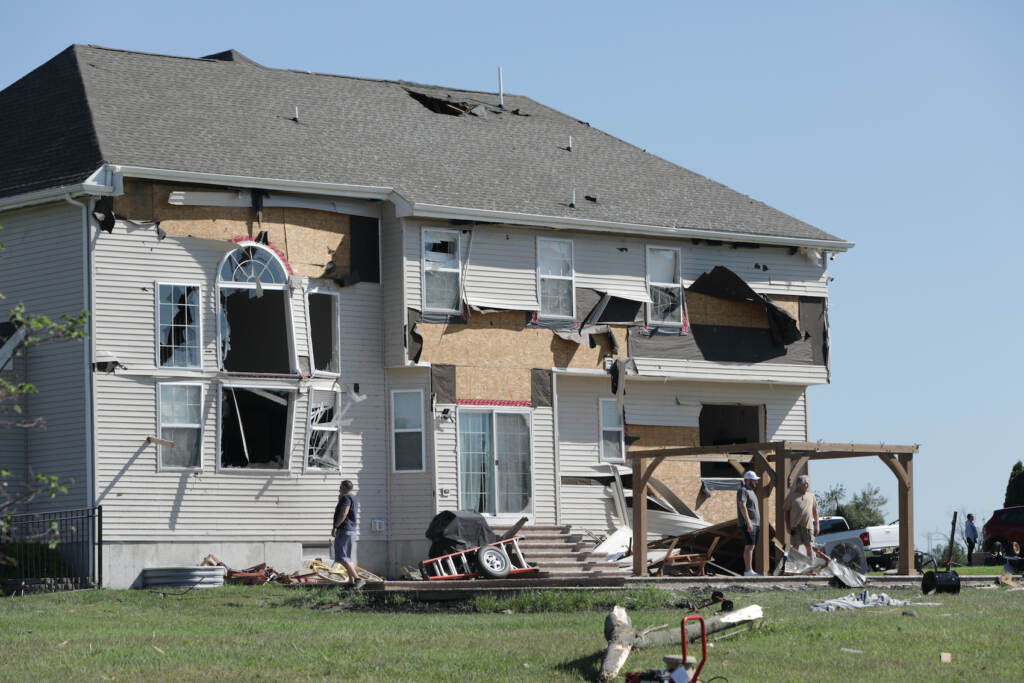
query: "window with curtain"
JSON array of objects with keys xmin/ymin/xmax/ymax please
[{"xmin": 158, "ymin": 383, "xmax": 203, "ymax": 469}]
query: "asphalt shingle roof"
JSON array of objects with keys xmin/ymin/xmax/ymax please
[{"xmin": 0, "ymin": 45, "xmax": 844, "ymax": 244}]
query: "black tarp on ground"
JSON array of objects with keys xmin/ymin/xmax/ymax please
[{"xmin": 425, "ymin": 510, "xmax": 498, "ymax": 559}]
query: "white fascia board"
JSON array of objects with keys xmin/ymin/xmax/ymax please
[
  {"xmin": 403, "ymin": 202, "xmax": 855, "ymax": 252},
  {"xmin": 168, "ymin": 189, "xmax": 382, "ymax": 219},
  {"xmin": 108, "ymin": 165, "xmax": 397, "ymax": 202},
  {"xmin": 552, "ymin": 364, "xmax": 827, "ymax": 386}
]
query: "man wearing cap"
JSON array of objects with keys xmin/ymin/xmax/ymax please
[
  {"xmin": 737, "ymin": 470, "xmax": 761, "ymax": 576},
  {"xmin": 784, "ymin": 474, "xmax": 819, "ymax": 559}
]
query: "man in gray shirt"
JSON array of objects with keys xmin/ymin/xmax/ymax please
[{"xmin": 737, "ymin": 470, "xmax": 761, "ymax": 576}]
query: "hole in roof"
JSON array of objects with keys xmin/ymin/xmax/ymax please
[{"xmin": 406, "ymin": 90, "xmax": 473, "ymax": 116}]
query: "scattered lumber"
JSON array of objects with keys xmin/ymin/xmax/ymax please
[{"xmin": 600, "ymin": 603, "xmax": 763, "ymax": 680}]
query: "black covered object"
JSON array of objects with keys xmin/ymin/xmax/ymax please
[{"xmin": 425, "ymin": 510, "xmax": 498, "ymax": 559}]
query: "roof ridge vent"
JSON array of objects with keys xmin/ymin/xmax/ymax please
[{"xmin": 202, "ymin": 50, "xmax": 263, "ymax": 67}]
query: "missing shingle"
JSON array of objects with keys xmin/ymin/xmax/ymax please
[{"xmin": 406, "ymin": 90, "xmax": 472, "ymax": 116}]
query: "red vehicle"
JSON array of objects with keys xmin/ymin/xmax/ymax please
[{"xmin": 982, "ymin": 506, "xmax": 1024, "ymax": 553}]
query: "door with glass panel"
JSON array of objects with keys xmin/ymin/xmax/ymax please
[{"xmin": 458, "ymin": 410, "xmax": 533, "ymax": 518}]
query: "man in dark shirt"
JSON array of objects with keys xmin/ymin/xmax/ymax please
[{"xmin": 331, "ymin": 480, "xmax": 363, "ymax": 588}]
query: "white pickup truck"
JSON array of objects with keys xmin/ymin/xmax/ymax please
[{"xmin": 816, "ymin": 516, "xmax": 901, "ymax": 571}]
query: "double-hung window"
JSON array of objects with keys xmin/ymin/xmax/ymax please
[
  {"xmin": 422, "ymin": 229, "xmax": 461, "ymax": 313},
  {"xmin": 646, "ymin": 246, "xmax": 683, "ymax": 326},
  {"xmin": 157, "ymin": 383, "xmax": 203, "ymax": 469},
  {"xmin": 537, "ymin": 238, "xmax": 574, "ymax": 318},
  {"xmin": 157, "ymin": 283, "xmax": 201, "ymax": 368},
  {"xmin": 307, "ymin": 389, "xmax": 341, "ymax": 470},
  {"xmin": 599, "ymin": 398, "xmax": 625, "ymax": 463},
  {"xmin": 391, "ymin": 390, "xmax": 424, "ymax": 472}
]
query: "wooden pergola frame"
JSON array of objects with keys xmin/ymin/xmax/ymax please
[{"xmin": 628, "ymin": 441, "xmax": 919, "ymax": 576}]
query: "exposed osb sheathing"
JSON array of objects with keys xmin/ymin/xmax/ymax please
[
  {"xmin": 419, "ymin": 312, "xmax": 623, "ymax": 401},
  {"xmin": 113, "ymin": 180, "xmax": 351, "ymax": 278},
  {"xmin": 685, "ymin": 291, "xmax": 801, "ymax": 330}
]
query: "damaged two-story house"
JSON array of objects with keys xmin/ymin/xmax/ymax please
[{"xmin": 0, "ymin": 46, "xmax": 851, "ymax": 587}]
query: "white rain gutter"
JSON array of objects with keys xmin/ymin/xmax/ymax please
[
  {"xmin": 64, "ymin": 192, "xmax": 96, "ymax": 510},
  {"xmin": 103, "ymin": 164, "xmax": 854, "ymax": 253}
]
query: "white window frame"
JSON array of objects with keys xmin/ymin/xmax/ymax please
[
  {"xmin": 391, "ymin": 389, "xmax": 425, "ymax": 473},
  {"xmin": 305, "ymin": 388, "xmax": 341, "ymax": 472},
  {"xmin": 305, "ymin": 288, "xmax": 341, "ymax": 377},
  {"xmin": 536, "ymin": 237, "xmax": 576, "ymax": 319},
  {"xmin": 455, "ymin": 406, "xmax": 536, "ymax": 520},
  {"xmin": 421, "ymin": 228, "xmax": 462, "ymax": 314},
  {"xmin": 216, "ymin": 381, "xmax": 296, "ymax": 474},
  {"xmin": 215, "ymin": 241, "xmax": 297, "ymax": 374},
  {"xmin": 598, "ymin": 398, "xmax": 626, "ymax": 463},
  {"xmin": 156, "ymin": 381, "xmax": 204, "ymax": 472},
  {"xmin": 645, "ymin": 245, "xmax": 683, "ymax": 327},
  {"xmin": 154, "ymin": 282, "xmax": 203, "ymax": 370}
]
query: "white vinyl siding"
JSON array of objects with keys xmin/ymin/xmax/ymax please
[
  {"xmin": 464, "ymin": 226, "xmax": 539, "ymax": 310},
  {"xmin": 630, "ymin": 358, "xmax": 829, "ymax": 385},
  {"xmin": 624, "ymin": 395, "xmax": 701, "ymax": 427},
  {"xmin": 531, "ymin": 406, "xmax": 557, "ymax": 524},
  {"xmin": 386, "ymin": 367, "xmax": 434, "ymax": 539},
  {"xmin": 381, "ymin": 205, "xmax": 406, "ymax": 367},
  {"xmin": 434, "ymin": 401, "xmax": 459, "ymax": 514},
  {"xmin": 0, "ymin": 202, "xmax": 89, "ymax": 512},
  {"xmin": 574, "ymin": 234, "xmax": 651, "ymax": 302},
  {"xmin": 683, "ymin": 244, "xmax": 829, "ymax": 297}
]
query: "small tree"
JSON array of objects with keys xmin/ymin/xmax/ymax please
[
  {"xmin": 829, "ymin": 484, "xmax": 887, "ymax": 530},
  {"xmin": 1004, "ymin": 461, "xmax": 1024, "ymax": 507},
  {"xmin": 931, "ymin": 540, "xmax": 967, "ymax": 566},
  {"xmin": 815, "ymin": 483, "xmax": 846, "ymax": 517}
]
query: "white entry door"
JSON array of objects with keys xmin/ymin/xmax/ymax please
[{"xmin": 458, "ymin": 409, "xmax": 533, "ymax": 518}]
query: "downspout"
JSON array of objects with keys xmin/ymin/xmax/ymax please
[
  {"xmin": 552, "ymin": 369, "xmax": 561, "ymax": 526},
  {"xmin": 64, "ymin": 192, "xmax": 95, "ymax": 510}
]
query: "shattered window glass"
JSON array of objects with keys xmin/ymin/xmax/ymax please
[
  {"xmin": 392, "ymin": 390, "xmax": 423, "ymax": 471},
  {"xmin": 307, "ymin": 389, "xmax": 340, "ymax": 470},
  {"xmin": 158, "ymin": 284, "xmax": 201, "ymax": 368},
  {"xmin": 538, "ymin": 238, "xmax": 574, "ymax": 318},
  {"xmin": 308, "ymin": 292, "xmax": 339, "ymax": 375},
  {"xmin": 599, "ymin": 398, "xmax": 624, "ymax": 463},
  {"xmin": 422, "ymin": 230, "xmax": 461, "ymax": 313},
  {"xmin": 220, "ymin": 245, "xmax": 288, "ymax": 284},
  {"xmin": 648, "ymin": 247, "xmax": 683, "ymax": 326},
  {"xmin": 220, "ymin": 386, "xmax": 293, "ymax": 469},
  {"xmin": 159, "ymin": 384, "xmax": 202, "ymax": 469}
]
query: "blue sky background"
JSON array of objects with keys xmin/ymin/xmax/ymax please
[{"xmin": 3, "ymin": 1, "xmax": 1021, "ymax": 549}]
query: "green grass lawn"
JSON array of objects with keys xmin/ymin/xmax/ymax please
[{"xmin": 1, "ymin": 583, "xmax": 1020, "ymax": 681}]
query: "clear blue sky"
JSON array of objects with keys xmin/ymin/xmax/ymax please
[{"xmin": 4, "ymin": 1, "xmax": 1021, "ymax": 549}]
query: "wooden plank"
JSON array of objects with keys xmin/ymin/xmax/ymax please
[
  {"xmin": 774, "ymin": 448, "xmax": 790, "ymax": 549},
  {"xmin": 753, "ymin": 451, "xmax": 775, "ymax": 497},
  {"xmin": 628, "ymin": 442, "xmax": 779, "ymax": 459},
  {"xmin": 789, "ymin": 455, "xmax": 809, "ymax": 484},
  {"xmin": 632, "ymin": 457, "xmax": 648, "ymax": 577},
  {"xmin": 754, "ymin": 457, "xmax": 770, "ymax": 574},
  {"xmin": 781, "ymin": 441, "xmax": 919, "ymax": 454},
  {"xmin": 898, "ymin": 453, "xmax": 915, "ymax": 574}
]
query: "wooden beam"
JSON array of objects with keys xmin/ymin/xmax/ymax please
[
  {"xmin": 754, "ymin": 458, "xmax": 770, "ymax": 574},
  {"xmin": 788, "ymin": 455, "xmax": 809, "ymax": 485},
  {"xmin": 632, "ymin": 457, "xmax": 648, "ymax": 577},
  {"xmin": 878, "ymin": 454, "xmax": 910, "ymax": 488},
  {"xmin": 753, "ymin": 451, "xmax": 776, "ymax": 497},
  {"xmin": 781, "ymin": 441, "xmax": 919, "ymax": 455},
  {"xmin": 729, "ymin": 460, "xmax": 746, "ymax": 476},
  {"xmin": 628, "ymin": 442, "xmax": 780, "ymax": 459},
  {"xmin": 897, "ymin": 453, "xmax": 915, "ymax": 575},
  {"xmin": 774, "ymin": 447, "xmax": 791, "ymax": 552},
  {"xmin": 638, "ymin": 455, "xmax": 667, "ymax": 492}
]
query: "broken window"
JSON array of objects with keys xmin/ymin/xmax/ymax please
[
  {"xmin": 218, "ymin": 243, "xmax": 293, "ymax": 374},
  {"xmin": 646, "ymin": 246, "xmax": 683, "ymax": 326},
  {"xmin": 538, "ymin": 238, "xmax": 574, "ymax": 318},
  {"xmin": 306, "ymin": 389, "xmax": 340, "ymax": 470},
  {"xmin": 698, "ymin": 404, "xmax": 761, "ymax": 478},
  {"xmin": 158, "ymin": 383, "xmax": 203, "ymax": 469},
  {"xmin": 307, "ymin": 291, "xmax": 339, "ymax": 375},
  {"xmin": 599, "ymin": 398, "xmax": 625, "ymax": 463},
  {"xmin": 157, "ymin": 283, "xmax": 201, "ymax": 368},
  {"xmin": 391, "ymin": 390, "xmax": 424, "ymax": 472},
  {"xmin": 220, "ymin": 385, "xmax": 294, "ymax": 469},
  {"xmin": 458, "ymin": 410, "xmax": 533, "ymax": 515},
  {"xmin": 422, "ymin": 229, "xmax": 461, "ymax": 313}
]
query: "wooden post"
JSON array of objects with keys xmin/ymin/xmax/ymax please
[
  {"xmin": 897, "ymin": 453, "xmax": 915, "ymax": 574},
  {"xmin": 774, "ymin": 447, "xmax": 790, "ymax": 552},
  {"xmin": 632, "ymin": 457, "xmax": 648, "ymax": 577},
  {"xmin": 754, "ymin": 459, "xmax": 769, "ymax": 574}
]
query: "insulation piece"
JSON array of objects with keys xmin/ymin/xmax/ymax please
[{"xmin": 431, "ymin": 364, "xmax": 457, "ymax": 405}]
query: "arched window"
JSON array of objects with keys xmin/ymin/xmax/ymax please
[{"xmin": 217, "ymin": 242, "xmax": 294, "ymax": 374}]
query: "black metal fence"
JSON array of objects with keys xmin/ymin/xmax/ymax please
[{"xmin": 0, "ymin": 506, "xmax": 102, "ymax": 593}]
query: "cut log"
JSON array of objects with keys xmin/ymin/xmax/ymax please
[{"xmin": 600, "ymin": 604, "xmax": 763, "ymax": 680}]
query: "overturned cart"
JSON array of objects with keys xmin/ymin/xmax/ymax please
[{"xmin": 419, "ymin": 510, "xmax": 539, "ymax": 581}]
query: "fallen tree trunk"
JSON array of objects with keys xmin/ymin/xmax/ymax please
[{"xmin": 600, "ymin": 604, "xmax": 763, "ymax": 680}]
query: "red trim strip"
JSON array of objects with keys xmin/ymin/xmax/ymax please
[{"xmin": 456, "ymin": 399, "xmax": 532, "ymax": 407}]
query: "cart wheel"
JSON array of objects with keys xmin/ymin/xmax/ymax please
[{"xmin": 477, "ymin": 545, "xmax": 511, "ymax": 579}]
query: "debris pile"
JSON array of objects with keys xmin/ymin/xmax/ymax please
[{"xmin": 200, "ymin": 554, "xmax": 382, "ymax": 586}]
